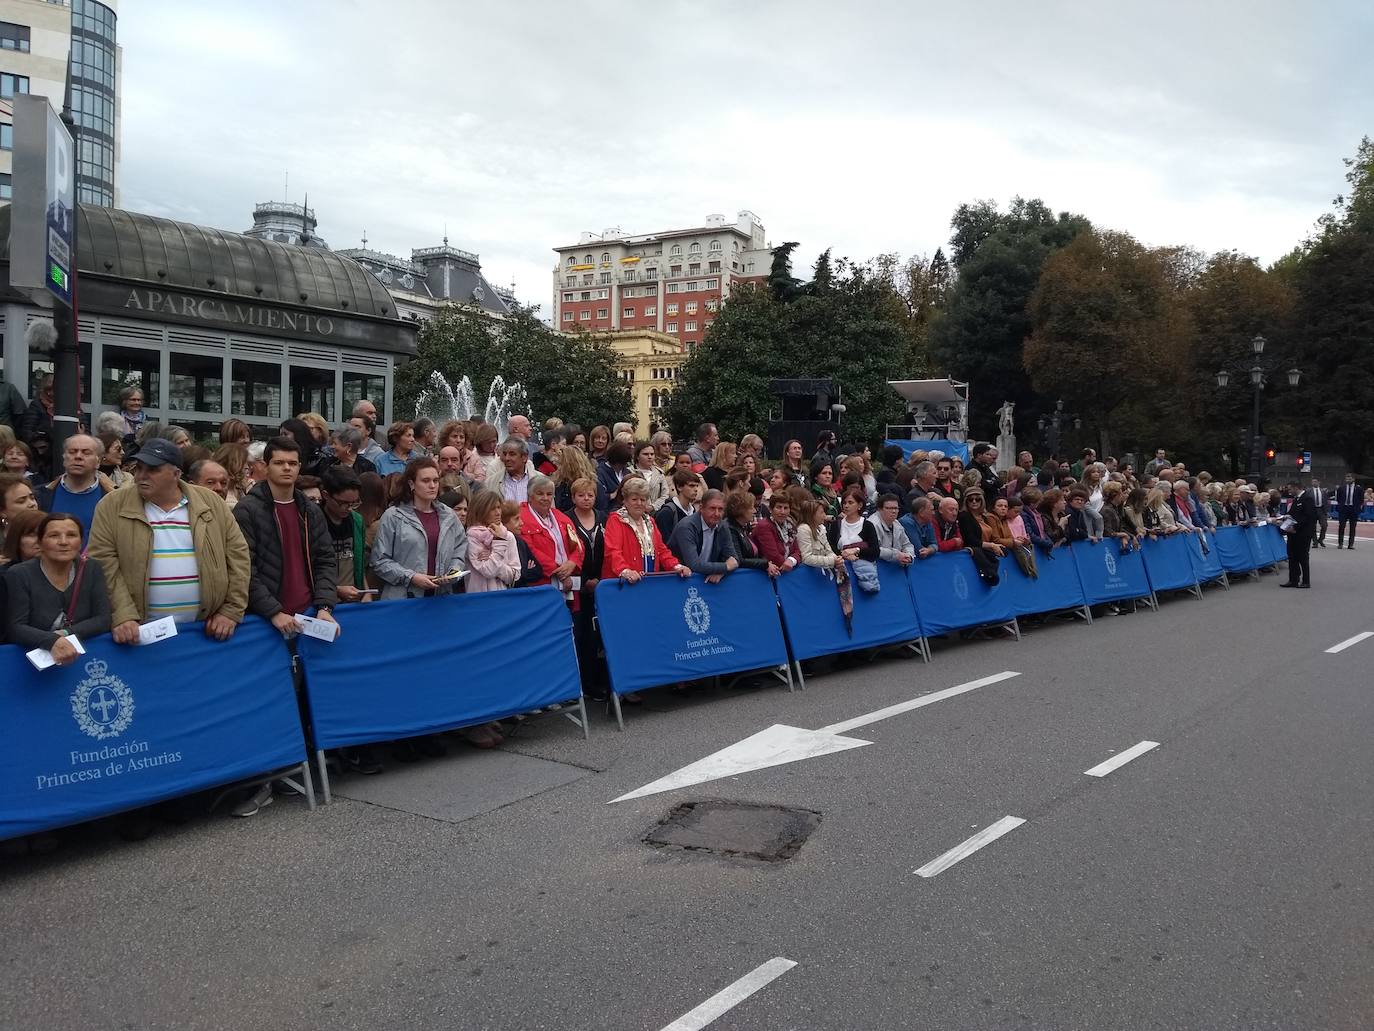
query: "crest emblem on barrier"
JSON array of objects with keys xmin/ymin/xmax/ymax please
[
  {"xmin": 952, "ymin": 569, "xmax": 970, "ymax": 601},
  {"xmin": 70, "ymin": 659, "xmax": 134, "ymax": 740},
  {"xmin": 1104, "ymin": 549, "xmax": 1118, "ymax": 577},
  {"xmin": 683, "ymin": 586, "xmax": 711, "ymax": 635}
]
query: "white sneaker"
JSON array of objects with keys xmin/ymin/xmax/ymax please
[{"xmin": 230, "ymin": 783, "xmax": 274, "ymax": 818}]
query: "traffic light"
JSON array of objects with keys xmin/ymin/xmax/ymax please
[{"xmin": 1266, "ymin": 446, "xmax": 1277, "ymax": 462}]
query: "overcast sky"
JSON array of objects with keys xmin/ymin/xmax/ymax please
[{"xmin": 118, "ymin": 1, "xmax": 1372, "ymax": 312}]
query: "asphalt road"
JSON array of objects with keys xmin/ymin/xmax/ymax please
[{"xmin": 4, "ymin": 545, "xmax": 1373, "ymax": 1031}]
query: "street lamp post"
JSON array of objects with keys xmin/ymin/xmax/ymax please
[
  {"xmin": 1037, "ymin": 399, "xmax": 1081, "ymax": 460},
  {"xmin": 1215, "ymin": 334, "xmax": 1301, "ymax": 481}
]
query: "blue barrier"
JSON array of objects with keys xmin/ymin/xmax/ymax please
[
  {"xmin": 297, "ymin": 588, "xmax": 583, "ymax": 753},
  {"xmin": 907, "ymin": 552, "xmax": 1016, "ymax": 635},
  {"xmin": 1248, "ymin": 523, "xmax": 1284, "ymax": 567},
  {"xmin": 1070, "ymin": 539, "xmax": 1153, "ymax": 605},
  {"xmin": 596, "ymin": 570, "xmax": 789, "ymax": 700},
  {"xmin": 1141, "ymin": 534, "xmax": 1201, "ymax": 593},
  {"xmin": 0, "ymin": 618, "xmax": 307, "ymax": 841},
  {"xmin": 1004, "ymin": 547, "xmax": 1088, "ymax": 617},
  {"xmin": 774, "ymin": 561, "xmax": 922, "ymax": 662},
  {"xmin": 1187, "ymin": 532, "xmax": 1227, "ymax": 584},
  {"xmin": 1214, "ymin": 525, "xmax": 1260, "ymax": 573}
]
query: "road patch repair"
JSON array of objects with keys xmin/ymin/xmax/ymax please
[{"xmin": 645, "ymin": 800, "xmax": 821, "ymax": 862}]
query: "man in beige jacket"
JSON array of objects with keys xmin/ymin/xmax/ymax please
[{"xmin": 87, "ymin": 438, "xmax": 251, "ymax": 643}]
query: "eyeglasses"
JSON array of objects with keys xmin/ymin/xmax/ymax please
[{"xmin": 325, "ymin": 496, "xmax": 361, "ymax": 510}]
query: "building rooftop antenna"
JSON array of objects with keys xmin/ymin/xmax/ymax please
[{"xmin": 361, "ymin": 228, "xmax": 368, "ymax": 248}]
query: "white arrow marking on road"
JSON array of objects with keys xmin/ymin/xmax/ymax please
[
  {"xmin": 1084, "ymin": 740, "xmax": 1160, "ymax": 777},
  {"xmin": 1326, "ymin": 631, "xmax": 1374, "ymax": 654},
  {"xmin": 818, "ymin": 670, "xmax": 1022, "ymax": 734},
  {"xmin": 610, "ymin": 724, "xmax": 872, "ymax": 803},
  {"xmin": 659, "ymin": 957, "xmax": 797, "ymax": 1031},
  {"xmin": 915, "ymin": 816, "xmax": 1026, "ymax": 877},
  {"xmin": 610, "ymin": 671, "xmax": 1021, "ymax": 803}
]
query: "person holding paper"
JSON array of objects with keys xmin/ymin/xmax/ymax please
[
  {"xmin": 234, "ymin": 436, "xmax": 339, "ymax": 633},
  {"xmin": 89, "ymin": 439, "xmax": 250, "ymax": 644},
  {"xmin": 4, "ymin": 513, "xmax": 110, "ymax": 665},
  {"xmin": 370, "ymin": 457, "xmax": 468, "ymax": 600}
]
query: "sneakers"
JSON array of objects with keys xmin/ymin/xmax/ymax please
[{"xmin": 230, "ymin": 783, "xmax": 274, "ymax": 818}]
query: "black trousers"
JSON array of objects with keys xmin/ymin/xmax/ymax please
[
  {"xmin": 1316, "ymin": 509, "xmax": 1328, "ymax": 542},
  {"xmin": 1286, "ymin": 531, "xmax": 1312, "ymax": 585},
  {"xmin": 1337, "ymin": 511, "xmax": 1359, "ymax": 547}
]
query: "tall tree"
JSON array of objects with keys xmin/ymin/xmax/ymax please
[
  {"xmin": 1285, "ymin": 137, "xmax": 1374, "ymax": 470},
  {"xmin": 929, "ymin": 197, "xmax": 1091, "ymax": 437},
  {"xmin": 767, "ymin": 242, "xmax": 804, "ymax": 303}
]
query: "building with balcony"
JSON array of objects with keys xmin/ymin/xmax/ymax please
[
  {"xmin": 551, "ymin": 210, "xmax": 771, "ymax": 351},
  {"xmin": 0, "ymin": 0, "xmax": 121, "ymax": 207}
]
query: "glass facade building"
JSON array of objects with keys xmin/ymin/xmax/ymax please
[{"xmin": 68, "ymin": 0, "xmax": 118, "ymax": 206}]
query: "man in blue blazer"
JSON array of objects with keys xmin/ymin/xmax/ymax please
[{"xmin": 668, "ymin": 489, "xmax": 739, "ymax": 582}]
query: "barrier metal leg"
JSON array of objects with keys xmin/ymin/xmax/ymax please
[
  {"xmin": 779, "ymin": 663, "xmax": 796, "ymax": 693},
  {"xmin": 610, "ymin": 692, "xmax": 625, "ymax": 732},
  {"xmin": 561, "ymin": 695, "xmax": 591, "ymax": 739},
  {"xmin": 316, "ymin": 749, "xmax": 331, "ymax": 805},
  {"xmin": 1080, "ymin": 604, "xmax": 1094, "ymax": 625},
  {"xmin": 1010, "ymin": 618, "xmax": 1022, "ymax": 642},
  {"xmin": 1219, "ymin": 572, "xmax": 1230, "ymax": 590},
  {"xmin": 793, "ymin": 659, "xmax": 808, "ymax": 691}
]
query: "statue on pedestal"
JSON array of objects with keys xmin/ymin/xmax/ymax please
[{"xmin": 995, "ymin": 401, "xmax": 1016, "ymax": 472}]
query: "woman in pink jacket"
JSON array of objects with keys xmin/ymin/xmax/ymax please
[{"xmin": 464, "ymin": 489, "xmax": 520, "ymax": 592}]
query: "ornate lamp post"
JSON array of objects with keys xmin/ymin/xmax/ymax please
[
  {"xmin": 1037, "ymin": 399, "xmax": 1081, "ymax": 460},
  {"xmin": 1215, "ymin": 334, "xmax": 1301, "ymax": 480}
]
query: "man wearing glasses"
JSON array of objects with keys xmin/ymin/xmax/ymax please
[
  {"xmin": 320, "ymin": 465, "xmax": 372, "ymax": 605},
  {"xmin": 932, "ymin": 459, "xmax": 962, "ymax": 504}
]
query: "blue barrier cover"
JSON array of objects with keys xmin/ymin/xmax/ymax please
[
  {"xmin": 885, "ymin": 439, "xmax": 969, "ymax": 463},
  {"xmin": 1187, "ymin": 532, "xmax": 1227, "ymax": 583},
  {"xmin": 297, "ymin": 589, "xmax": 582, "ymax": 749},
  {"xmin": 906, "ymin": 552, "xmax": 1014, "ymax": 634},
  {"xmin": 1003, "ymin": 547, "xmax": 1088, "ymax": 616},
  {"xmin": 1262, "ymin": 523, "xmax": 1285, "ymax": 564},
  {"xmin": 595, "ymin": 570, "xmax": 789, "ymax": 695},
  {"xmin": 0, "ymin": 617, "xmax": 305, "ymax": 840},
  {"xmin": 1248, "ymin": 523, "xmax": 1284, "ymax": 566},
  {"xmin": 1070, "ymin": 539, "xmax": 1153, "ymax": 605},
  {"xmin": 774, "ymin": 561, "xmax": 921, "ymax": 661},
  {"xmin": 1213, "ymin": 525, "xmax": 1259, "ymax": 573},
  {"xmin": 1142, "ymin": 534, "xmax": 1201, "ymax": 592}
]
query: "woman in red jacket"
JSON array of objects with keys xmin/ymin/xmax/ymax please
[
  {"xmin": 520, "ymin": 474, "xmax": 584, "ymax": 608},
  {"xmin": 602, "ymin": 476, "xmax": 691, "ymax": 582}
]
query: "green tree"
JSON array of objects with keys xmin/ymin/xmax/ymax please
[
  {"xmin": 929, "ymin": 197, "xmax": 1091, "ymax": 437},
  {"xmin": 1024, "ymin": 229, "xmax": 1194, "ymax": 460},
  {"xmin": 1285, "ymin": 137, "xmax": 1374, "ymax": 470},
  {"xmin": 394, "ymin": 304, "xmax": 632, "ymax": 429},
  {"xmin": 664, "ymin": 254, "xmax": 917, "ymax": 449}
]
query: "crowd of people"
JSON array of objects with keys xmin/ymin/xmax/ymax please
[{"xmin": 0, "ymin": 398, "xmax": 1366, "ymax": 833}]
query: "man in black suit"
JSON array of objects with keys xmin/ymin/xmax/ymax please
[
  {"xmin": 1311, "ymin": 478, "xmax": 1329, "ymax": 547},
  {"xmin": 1281, "ymin": 481, "xmax": 1317, "ymax": 588},
  {"xmin": 1336, "ymin": 472, "xmax": 1362, "ymax": 550},
  {"xmin": 667, "ymin": 489, "xmax": 739, "ymax": 583}
]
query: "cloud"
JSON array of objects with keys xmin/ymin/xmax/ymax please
[{"xmin": 116, "ymin": 0, "xmax": 1372, "ymax": 311}]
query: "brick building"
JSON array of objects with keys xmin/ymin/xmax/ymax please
[{"xmin": 551, "ymin": 210, "xmax": 771, "ymax": 352}]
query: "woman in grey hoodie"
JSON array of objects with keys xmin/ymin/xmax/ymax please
[{"xmin": 370, "ymin": 458, "xmax": 468, "ymax": 600}]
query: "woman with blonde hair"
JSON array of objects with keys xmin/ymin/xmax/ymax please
[
  {"xmin": 703, "ymin": 441, "xmax": 738, "ymax": 492},
  {"xmin": 296, "ymin": 412, "xmax": 329, "ymax": 447},
  {"xmin": 212, "ymin": 443, "xmax": 250, "ymax": 503},
  {"xmin": 632, "ymin": 440, "xmax": 669, "ymax": 509},
  {"xmin": 1144, "ymin": 486, "xmax": 1180, "ymax": 535},
  {"xmin": 554, "ymin": 443, "xmax": 606, "ymax": 515},
  {"xmin": 218, "ymin": 417, "xmax": 253, "ymax": 447},
  {"xmin": 464, "ymin": 489, "xmax": 520, "ymax": 593}
]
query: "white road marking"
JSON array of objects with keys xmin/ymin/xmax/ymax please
[
  {"xmin": 1325, "ymin": 631, "xmax": 1374, "ymax": 654},
  {"xmin": 612, "ymin": 671, "xmax": 1020, "ymax": 803},
  {"xmin": 659, "ymin": 957, "xmax": 797, "ymax": 1031},
  {"xmin": 818, "ymin": 671, "xmax": 1021, "ymax": 735},
  {"xmin": 1084, "ymin": 740, "xmax": 1160, "ymax": 777},
  {"xmin": 609, "ymin": 725, "xmax": 871, "ymax": 803},
  {"xmin": 915, "ymin": 816, "xmax": 1026, "ymax": 878}
]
